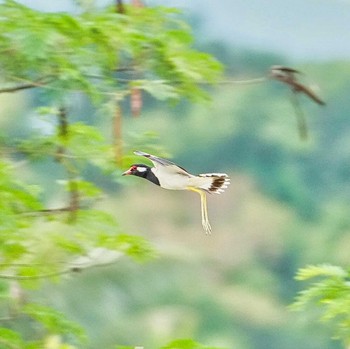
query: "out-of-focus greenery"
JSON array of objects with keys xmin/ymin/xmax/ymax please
[
  {"xmin": 0, "ymin": 1, "xmax": 223, "ymax": 348},
  {"xmin": 292, "ymin": 264, "xmax": 350, "ymax": 346},
  {"xmin": 1, "ymin": 0, "xmax": 350, "ymax": 349}
]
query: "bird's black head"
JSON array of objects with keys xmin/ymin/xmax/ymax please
[
  {"xmin": 122, "ymin": 164, "xmax": 150, "ymax": 177},
  {"xmin": 122, "ymin": 164, "xmax": 160, "ymax": 186}
]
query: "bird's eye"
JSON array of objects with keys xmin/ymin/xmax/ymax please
[{"xmin": 131, "ymin": 165, "xmax": 137, "ymax": 171}]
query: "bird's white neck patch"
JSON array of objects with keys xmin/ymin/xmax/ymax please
[{"xmin": 137, "ymin": 166, "xmax": 147, "ymax": 172}]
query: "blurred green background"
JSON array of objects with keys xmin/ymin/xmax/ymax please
[{"xmin": 2, "ymin": 1, "xmax": 350, "ymax": 348}]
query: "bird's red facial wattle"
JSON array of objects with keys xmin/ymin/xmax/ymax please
[{"xmin": 122, "ymin": 165, "xmax": 138, "ymax": 176}]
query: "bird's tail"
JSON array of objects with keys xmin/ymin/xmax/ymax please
[{"xmin": 194, "ymin": 173, "xmax": 230, "ymax": 194}]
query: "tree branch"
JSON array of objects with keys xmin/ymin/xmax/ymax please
[
  {"xmin": 116, "ymin": 0, "xmax": 125, "ymax": 14},
  {"xmin": 56, "ymin": 107, "xmax": 80, "ymax": 221},
  {"xmin": 0, "ymin": 255, "xmax": 123, "ymax": 280},
  {"xmin": 20, "ymin": 207, "xmax": 73, "ymax": 216},
  {"xmin": 0, "ymin": 76, "xmax": 52, "ymax": 94},
  {"xmin": 113, "ymin": 100, "xmax": 123, "ymax": 165}
]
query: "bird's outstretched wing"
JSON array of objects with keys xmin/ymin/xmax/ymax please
[
  {"xmin": 269, "ymin": 65, "xmax": 325, "ymax": 105},
  {"xmin": 292, "ymin": 81, "xmax": 326, "ymax": 106},
  {"xmin": 270, "ymin": 65, "xmax": 301, "ymax": 75},
  {"xmin": 134, "ymin": 150, "xmax": 190, "ymax": 175}
]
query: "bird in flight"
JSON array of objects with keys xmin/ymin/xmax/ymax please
[
  {"xmin": 122, "ymin": 151, "xmax": 230, "ymax": 234},
  {"xmin": 269, "ymin": 65, "xmax": 325, "ymax": 106},
  {"xmin": 269, "ymin": 65, "xmax": 325, "ymax": 139}
]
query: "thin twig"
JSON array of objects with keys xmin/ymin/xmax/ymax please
[
  {"xmin": 0, "ymin": 262, "xmax": 64, "ymax": 268},
  {"xmin": 0, "ymin": 74, "xmax": 268, "ymax": 98},
  {"xmin": 0, "ymin": 82, "xmax": 41, "ymax": 93},
  {"xmin": 0, "ymin": 269, "xmax": 72, "ymax": 280},
  {"xmin": 114, "ymin": 100, "xmax": 123, "ymax": 165},
  {"xmin": 0, "ymin": 76, "xmax": 53, "ymax": 94},
  {"xmin": 215, "ymin": 77, "xmax": 267, "ymax": 85},
  {"xmin": 56, "ymin": 107, "xmax": 80, "ymax": 221},
  {"xmin": 20, "ymin": 207, "xmax": 72, "ymax": 216},
  {"xmin": 0, "ymin": 256, "xmax": 123, "ymax": 280},
  {"xmin": 116, "ymin": 0, "xmax": 125, "ymax": 13}
]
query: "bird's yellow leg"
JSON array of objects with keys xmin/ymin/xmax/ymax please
[
  {"xmin": 200, "ymin": 191, "xmax": 211, "ymax": 234},
  {"xmin": 188, "ymin": 188, "xmax": 212, "ymax": 234}
]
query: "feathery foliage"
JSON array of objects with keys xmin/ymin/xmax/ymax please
[
  {"xmin": 0, "ymin": 0, "xmax": 222, "ymax": 347},
  {"xmin": 292, "ymin": 264, "xmax": 350, "ymax": 346}
]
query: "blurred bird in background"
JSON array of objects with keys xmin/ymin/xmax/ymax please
[{"xmin": 269, "ymin": 65, "xmax": 325, "ymax": 140}]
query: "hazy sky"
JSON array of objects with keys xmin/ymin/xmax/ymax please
[{"xmin": 15, "ymin": 0, "xmax": 350, "ymax": 62}]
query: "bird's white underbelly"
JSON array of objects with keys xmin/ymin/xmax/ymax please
[
  {"xmin": 158, "ymin": 174, "xmax": 191, "ymax": 190},
  {"xmin": 152, "ymin": 167, "xmax": 191, "ymax": 190}
]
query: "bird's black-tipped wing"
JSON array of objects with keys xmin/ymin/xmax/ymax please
[
  {"xmin": 269, "ymin": 65, "xmax": 325, "ymax": 106},
  {"xmin": 292, "ymin": 81, "xmax": 326, "ymax": 106},
  {"xmin": 269, "ymin": 65, "xmax": 301, "ymax": 75},
  {"xmin": 134, "ymin": 151, "xmax": 190, "ymax": 175}
]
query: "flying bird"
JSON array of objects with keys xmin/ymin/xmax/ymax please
[
  {"xmin": 269, "ymin": 65, "xmax": 325, "ymax": 139},
  {"xmin": 122, "ymin": 151, "xmax": 230, "ymax": 234},
  {"xmin": 269, "ymin": 65, "xmax": 325, "ymax": 106}
]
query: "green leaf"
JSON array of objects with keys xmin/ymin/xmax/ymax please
[
  {"xmin": 0, "ymin": 0, "xmax": 222, "ymax": 103},
  {"xmin": 161, "ymin": 339, "xmax": 223, "ymax": 349},
  {"xmin": 98, "ymin": 233, "xmax": 156, "ymax": 261},
  {"xmin": 292, "ymin": 264, "xmax": 350, "ymax": 345},
  {"xmin": 295, "ymin": 264, "xmax": 347, "ymax": 281},
  {"xmin": 24, "ymin": 303, "xmax": 87, "ymax": 344},
  {"xmin": 51, "ymin": 234, "xmax": 86, "ymax": 255},
  {"xmin": 60, "ymin": 179, "xmax": 102, "ymax": 199},
  {"xmin": 0, "ymin": 328, "xmax": 25, "ymax": 349},
  {"xmin": 138, "ymin": 79, "xmax": 179, "ymax": 100},
  {"xmin": 115, "ymin": 340, "xmax": 223, "ymax": 349}
]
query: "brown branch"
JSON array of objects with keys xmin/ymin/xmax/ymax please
[
  {"xmin": 0, "ymin": 76, "xmax": 52, "ymax": 94},
  {"xmin": 114, "ymin": 0, "xmax": 124, "ymax": 164},
  {"xmin": 114, "ymin": 101, "xmax": 123, "ymax": 166},
  {"xmin": 130, "ymin": 87, "xmax": 142, "ymax": 117},
  {"xmin": 55, "ymin": 107, "xmax": 67, "ymax": 163},
  {"xmin": 56, "ymin": 107, "xmax": 80, "ymax": 221},
  {"xmin": 38, "ymin": 207, "xmax": 71, "ymax": 214},
  {"xmin": 115, "ymin": 67, "xmax": 135, "ymax": 72},
  {"xmin": 68, "ymin": 179, "xmax": 79, "ymax": 215},
  {"xmin": 19, "ymin": 207, "xmax": 72, "ymax": 217},
  {"xmin": 58, "ymin": 106, "xmax": 69, "ymax": 137},
  {"xmin": 0, "ymin": 73, "xmax": 267, "ymax": 97},
  {"xmin": 0, "ymin": 256, "xmax": 123, "ymax": 280},
  {"xmin": 116, "ymin": 0, "xmax": 125, "ymax": 13},
  {"xmin": 0, "ymin": 82, "xmax": 41, "ymax": 93}
]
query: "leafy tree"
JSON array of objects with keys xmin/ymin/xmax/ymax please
[
  {"xmin": 0, "ymin": 0, "xmax": 222, "ymax": 347},
  {"xmin": 292, "ymin": 264, "xmax": 350, "ymax": 349}
]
